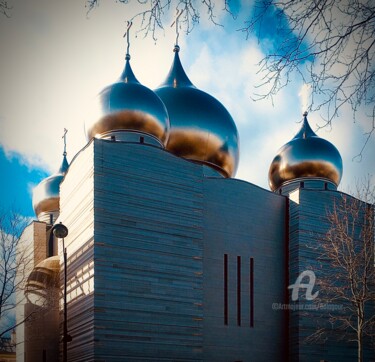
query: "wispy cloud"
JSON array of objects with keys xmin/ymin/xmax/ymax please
[{"xmin": 0, "ymin": 0, "xmax": 373, "ymax": 195}]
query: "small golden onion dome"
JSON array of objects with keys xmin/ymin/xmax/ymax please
[
  {"xmin": 32, "ymin": 155, "xmax": 69, "ymax": 220},
  {"xmin": 85, "ymin": 55, "xmax": 170, "ymax": 146},
  {"xmin": 155, "ymin": 46, "xmax": 239, "ymax": 177},
  {"xmin": 25, "ymin": 256, "xmax": 60, "ymax": 292},
  {"xmin": 268, "ymin": 112, "xmax": 343, "ymax": 191}
]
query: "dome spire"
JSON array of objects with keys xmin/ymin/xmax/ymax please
[
  {"xmin": 159, "ymin": 9, "xmax": 194, "ymax": 88},
  {"xmin": 59, "ymin": 128, "xmax": 69, "ymax": 174},
  {"xmin": 62, "ymin": 127, "xmax": 67, "ymax": 157},
  {"xmin": 119, "ymin": 22, "xmax": 138, "ymax": 83},
  {"xmin": 32, "ymin": 132, "xmax": 70, "ymax": 223},
  {"xmin": 124, "ymin": 21, "xmax": 132, "ymax": 61},
  {"xmin": 293, "ymin": 111, "xmax": 316, "ymax": 140},
  {"xmin": 171, "ymin": 9, "xmax": 183, "ymax": 48},
  {"xmin": 158, "ymin": 44, "xmax": 194, "ymax": 88}
]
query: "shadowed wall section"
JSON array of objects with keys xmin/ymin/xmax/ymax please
[
  {"xmin": 58, "ymin": 139, "xmax": 287, "ymax": 361},
  {"xmin": 203, "ymin": 178, "xmax": 287, "ymax": 361},
  {"xmin": 59, "ymin": 139, "xmax": 204, "ymax": 361}
]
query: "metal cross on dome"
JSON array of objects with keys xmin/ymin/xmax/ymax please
[
  {"xmin": 171, "ymin": 9, "xmax": 183, "ymax": 47},
  {"xmin": 62, "ymin": 128, "xmax": 68, "ymax": 157},
  {"xmin": 123, "ymin": 21, "xmax": 133, "ymax": 60}
]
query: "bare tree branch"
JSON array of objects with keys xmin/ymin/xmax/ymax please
[
  {"xmin": 0, "ymin": 209, "xmax": 30, "ymax": 339},
  {"xmin": 86, "ymin": 0, "xmax": 228, "ymax": 41},
  {"xmin": 306, "ymin": 181, "xmax": 375, "ymax": 362},
  {"xmin": 242, "ymin": 0, "xmax": 375, "ymax": 156},
  {"xmin": 87, "ymin": 0, "xmax": 374, "ymax": 156}
]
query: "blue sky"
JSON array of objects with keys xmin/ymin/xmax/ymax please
[
  {"xmin": 0, "ymin": 148, "xmax": 48, "ymax": 216},
  {"xmin": 0, "ymin": 0, "xmax": 374, "ymax": 219}
]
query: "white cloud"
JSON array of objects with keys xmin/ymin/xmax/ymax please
[
  {"xmin": 0, "ymin": 0, "xmax": 175, "ymax": 172},
  {"xmin": 0, "ymin": 0, "xmax": 373, "ymax": 193}
]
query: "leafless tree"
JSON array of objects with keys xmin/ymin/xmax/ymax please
[
  {"xmin": 0, "ymin": 208, "xmax": 30, "ymax": 340},
  {"xmin": 308, "ymin": 181, "xmax": 375, "ymax": 362},
  {"xmin": 87, "ymin": 0, "xmax": 374, "ymax": 156},
  {"xmin": 243, "ymin": 0, "xmax": 375, "ymax": 157},
  {"xmin": 86, "ymin": 0, "xmax": 231, "ymax": 40}
]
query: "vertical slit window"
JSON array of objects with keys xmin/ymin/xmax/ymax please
[
  {"xmin": 224, "ymin": 254, "xmax": 228, "ymax": 325},
  {"xmin": 237, "ymin": 256, "xmax": 241, "ymax": 326},
  {"xmin": 48, "ymin": 231, "xmax": 54, "ymax": 257},
  {"xmin": 250, "ymin": 257, "xmax": 254, "ymax": 327}
]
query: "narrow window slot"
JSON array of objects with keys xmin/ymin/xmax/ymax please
[
  {"xmin": 224, "ymin": 254, "xmax": 228, "ymax": 325},
  {"xmin": 237, "ymin": 256, "xmax": 241, "ymax": 326},
  {"xmin": 250, "ymin": 257, "xmax": 254, "ymax": 327}
]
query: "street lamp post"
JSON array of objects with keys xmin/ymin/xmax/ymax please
[{"xmin": 52, "ymin": 222, "xmax": 71, "ymax": 362}]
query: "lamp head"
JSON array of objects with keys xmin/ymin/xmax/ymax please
[{"xmin": 52, "ymin": 222, "xmax": 69, "ymax": 239}]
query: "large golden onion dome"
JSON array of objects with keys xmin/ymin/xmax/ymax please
[
  {"xmin": 32, "ymin": 154, "xmax": 69, "ymax": 222},
  {"xmin": 155, "ymin": 45, "xmax": 239, "ymax": 177},
  {"xmin": 25, "ymin": 255, "xmax": 60, "ymax": 307},
  {"xmin": 85, "ymin": 54, "xmax": 170, "ymax": 147},
  {"xmin": 268, "ymin": 112, "xmax": 343, "ymax": 191},
  {"xmin": 26, "ymin": 256, "xmax": 60, "ymax": 292}
]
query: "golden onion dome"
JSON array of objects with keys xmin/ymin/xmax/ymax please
[
  {"xmin": 85, "ymin": 54, "xmax": 170, "ymax": 147},
  {"xmin": 32, "ymin": 155, "xmax": 69, "ymax": 221},
  {"xmin": 25, "ymin": 256, "xmax": 60, "ymax": 292},
  {"xmin": 155, "ymin": 45, "xmax": 239, "ymax": 177},
  {"xmin": 268, "ymin": 112, "xmax": 343, "ymax": 191}
]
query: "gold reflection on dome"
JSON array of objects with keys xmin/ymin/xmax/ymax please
[
  {"xmin": 34, "ymin": 194, "xmax": 60, "ymax": 218},
  {"xmin": 269, "ymin": 160, "xmax": 341, "ymax": 190},
  {"xmin": 32, "ymin": 154, "xmax": 68, "ymax": 219},
  {"xmin": 268, "ymin": 113, "xmax": 343, "ymax": 191},
  {"xmin": 88, "ymin": 110, "xmax": 166, "ymax": 142},
  {"xmin": 167, "ymin": 129, "xmax": 234, "ymax": 177},
  {"xmin": 26, "ymin": 256, "xmax": 60, "ymax": 292},
  {"xmin": 85, "ymin": 58, "xmax": 170, "ymax": 146},
  {"xmin": 155, "ymin": 46, "xmax": 239, "ymax": 177}
]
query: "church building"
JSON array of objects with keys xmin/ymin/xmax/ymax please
[{"xmin": 16, "ymin": 41, "xmax": 373, "ymax": 362}]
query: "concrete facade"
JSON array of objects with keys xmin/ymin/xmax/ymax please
[
  {"xmin": 284, "ymin": 182, "xmax": 374, "ymax": 362},
  {"xmin": 17, "ymin": 138, "xmax": 374, "ymax": 361},
  {"xmin": 16, "ymin": 221, "xmax": 49, "ymax": 362},
  {"xmin": 55, "ymin": 139, "xmax": 288, "ymax": 361}
]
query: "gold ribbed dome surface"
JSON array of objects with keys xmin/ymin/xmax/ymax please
[
  {"xmin": 32, "ymin": 155, "xmax": 69, "ymax": 219},
  {"xmin": 26, "ymin": 256, "xmax": 60, "ymax": 291},
  {"xmin": 85, "ymin": 56, "xmax": 170, "ymax": 146},
  {"xmin": 155, "ymin": 46, "xmax": 239, "ymax": 177},
  {"xmin": 268, "ymin": 113, "xmax": 343, "ymax": 191}
]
